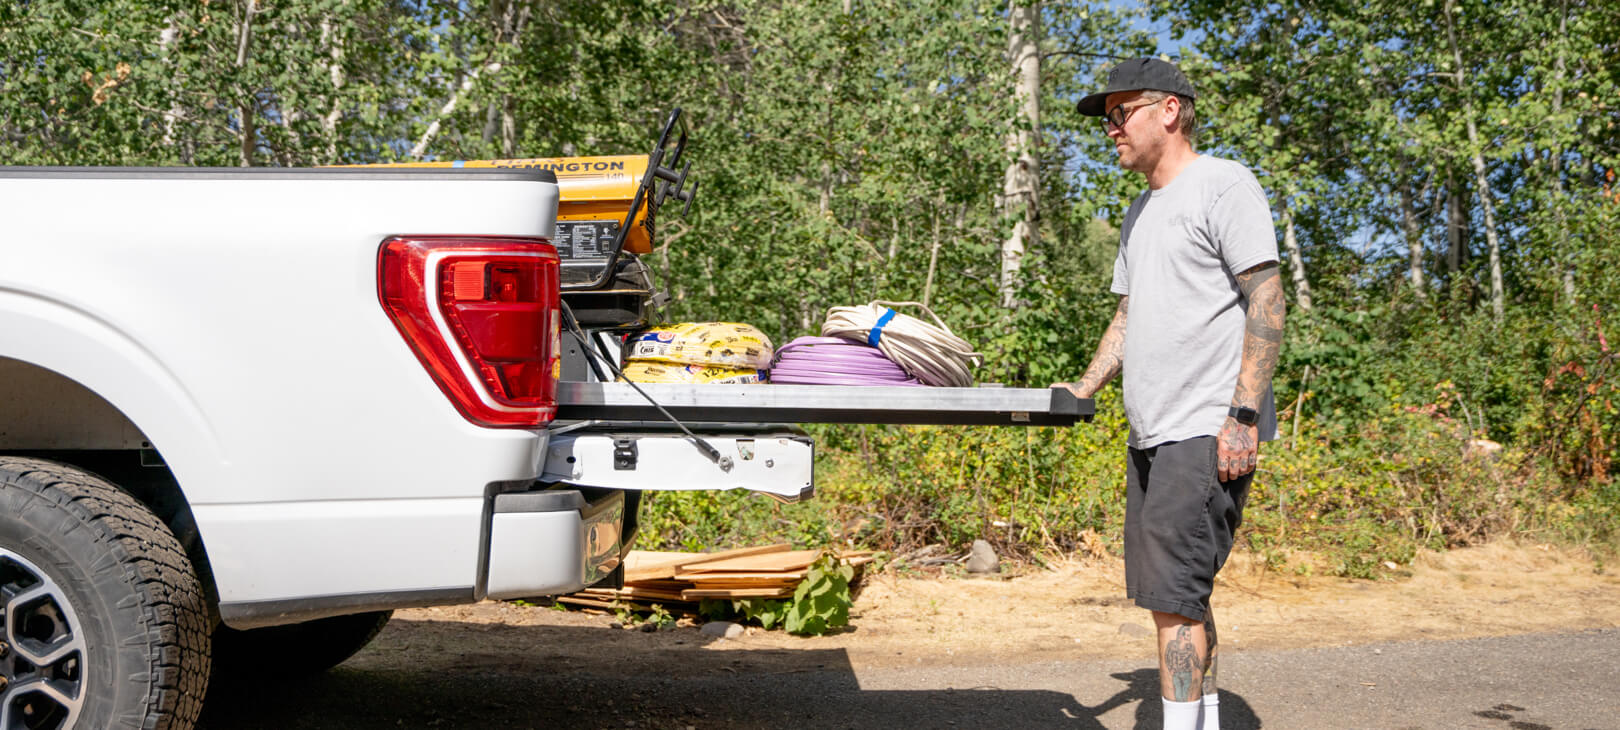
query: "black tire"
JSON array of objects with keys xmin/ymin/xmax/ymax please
[
  {"xmin": 211, "ymin": 610, "xmax": 392, "ymax": 679},
  {"xmin": 0, "ymin": 457, "xmax": 211, "ymax": 729}
]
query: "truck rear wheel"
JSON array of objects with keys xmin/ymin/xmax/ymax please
[
  {"xmin": 0, "ymin": 457, "xmax": 210, "ymax": 729},
  {"xmin": 211, "ymin": 610, "xmax": 392, "ymax": 679}
]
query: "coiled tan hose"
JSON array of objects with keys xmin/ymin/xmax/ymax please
[{"xmin": 820, "ymin": 301, "xmax": 982, "ymax": 387}]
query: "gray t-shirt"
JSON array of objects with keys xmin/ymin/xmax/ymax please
[{"xmin": 1110, "ymin": 155, "xmax": 1280, "ymax": 449}]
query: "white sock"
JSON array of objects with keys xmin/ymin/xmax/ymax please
[
  {"xmin": 1162, "ymin": 697, "xmax": 1202, "ymax": 730},
  {"xmin": 1202, "ymin": 692, "xmax": 1220, "ymax": 729}
]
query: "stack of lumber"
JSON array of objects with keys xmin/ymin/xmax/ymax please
[{"xmin": 558, "ymin": 543, "xmax": 873, "ymax": 613}]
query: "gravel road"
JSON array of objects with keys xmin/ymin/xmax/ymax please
[{"xmin": 197, "ymin": 621, "xmax": 1619, "ymax": 729}]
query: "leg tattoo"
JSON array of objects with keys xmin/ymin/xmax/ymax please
[
  {"xmin": 1203, "ymin": 609, "xmax": 1219, "ymax": 695},
  {"xmin": 1164, "ymin": 624, "xmax": 1204, "ymax": 702}
]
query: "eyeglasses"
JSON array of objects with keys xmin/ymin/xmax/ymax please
[{"xmin": 1101, "ymin": 98, "xmax": 1163, "ymax": 131}]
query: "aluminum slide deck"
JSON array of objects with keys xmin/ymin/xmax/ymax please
[{"xmin": 554, "ymin": 383, "xmax": 1092, "ymax": 427}]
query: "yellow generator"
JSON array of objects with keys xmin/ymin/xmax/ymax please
[{"xmin": 353, "ymin": 110, "xmax": 696, "ymax": 334}]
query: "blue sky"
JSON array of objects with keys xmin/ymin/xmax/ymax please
[{"xmin": 1116, "ymin": 1, "xmax": 1203, "ymax": 59}]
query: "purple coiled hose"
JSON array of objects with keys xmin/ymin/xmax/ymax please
[{"xmin": 766, "ymin": 336, "xmax": 922, "ymax": 386}]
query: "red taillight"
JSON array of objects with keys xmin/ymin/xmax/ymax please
[{"xmin": 379, "ymin": 236, "xmax": 561, "ymax": 427}]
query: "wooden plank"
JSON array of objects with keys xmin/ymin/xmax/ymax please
[
  {"xmin": 622, "ymin": 551, "xmax": 701, "ymax": 582},
  {"xmin": 675, "ymin": 570, "xmax": 807, "ymax": 582},
  {"xmin": 556, "ymin": 596, "xmax": 620, "ymax": 610},
  {"xmin": 561, "ymin": 594, "xmax": 697, "ymax": 610},
  {"xmin": 678, "ymin": 549, "xmax": 821, "ymax": 573},
  {"xmin": 624, "ymin": 550, "xmax": 697, "ymax": 565},
  {"xmin": 673, "ymin": 543, "xmax": 793, "ymax": 565},
  {"xmin": 622, "ymin": 543, "xmax": 792, "ymax": 582},
  {"xmin": 681, "ymin": 587, "xmax": 795, "ymax": 599},
  {"xmin": 620, "ymin": 579, "xmax": 693, "ymax": 591},
  {"xmin": 675, "ymin": 580, "xmax": 798, "ymax": 590},
  {"xmin": 581, "ymin": 586, "xmax": 688, "ymax": 602},
  {"xmin": 674, "ymin": 552, "xmax": 874, "ymax": 579}
]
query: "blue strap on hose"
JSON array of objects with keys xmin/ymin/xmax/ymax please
[{"xmin": 867, "ymin": 307, "xmax": 897, "ymax": 348}]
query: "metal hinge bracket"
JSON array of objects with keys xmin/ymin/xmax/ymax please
[{"xmin": 613, "ymin": 438, "xmax": 638, "ymax": 470}]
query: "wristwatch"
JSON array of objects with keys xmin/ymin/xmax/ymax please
[{"xmin": 1228, "ymin": 406, "xmax": 1259, "ymax": 426}]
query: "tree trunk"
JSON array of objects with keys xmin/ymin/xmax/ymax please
[
  {"xmin": 482, "ymin": 101, "xmax": 500, "ymax": 144},
  {"xmin": 501, "ymin": 99, "xmax": 517, "ymax": 157},
  {"xmin": 998, "ymin": 0, "xmax": 1039, "ymax": 309},
  {"xmin": 320, "ymin": 14, "xmax": 346, "ymax": 165},
  {"xmin": 1279, "ymin": 197, "xmax": 1312, "ymax": 310},
  {"xmin": 1466, "ymin": 137, "xmax": 1504, "ymax": 317},
  {"xmin": 924, "ymin": 202, "xmax": 942, "ymax": 309},
  {"xmin": 411, "ymin": 63, "xmax": 500, "ymax": 160},
  {"xmin": 1444, "ymin": 0, "xmax": 1505, "ymax": 318},
  {"xmin": 818, "ymin": 160, "xmax": 833, "ymax": 217},
  {"xmin": 886, "ymin": 215, "xmax": 900, "ymax": 266},
  {"xmin": 1263, "ymin": 96, "xmax": 1308, "ymax": 310},
  {"xmin": 1458, "ymin": 182, "xmax": 1470, "ymax": 275},
  {"xmin": 1428, "ymin": 181, "xmax": 1446, "ymax": 276},
  {"xmin": 1401, "ymin": 181, "xmax": 1425, "ymax": 298},
  {"xmin": 877, "ymin": 215, "xmax": 900, "ymax": 294},
  {"xmin": 1552, "ymin": 0, "xmax": 1574, "ymax": 301},
  {"xmin": 235, "ymin": 0, "xmax": 258, "ymax": 167},
  {"xmin": 494, "ymin": 0, "xmax": 527, "ymax": 157},
  {"xmin": 158, "ymin": 18, "xmax": 180, "ymax": 153}
]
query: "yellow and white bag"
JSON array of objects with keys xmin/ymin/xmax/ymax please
[
  {"xmin": 620, "ymin": 362, "xmax": 765, "ymax": 385},
  {"xmin": 625, "ymin": 322, "xmax": 775, "ymax": 369}
]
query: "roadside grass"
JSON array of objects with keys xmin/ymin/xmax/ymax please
[{"xmin": 637, "ymin": 386, "xmax": 1619, "ymax": 578}]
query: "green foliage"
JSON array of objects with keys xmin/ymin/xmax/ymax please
[
  {"xmin": 633, "ymin": 489, "xmax": 841, "ymax": 553},
  {"xmin": 6, "ymin": 1, "xmax": 1617, "ymax": 569},
  {"xmin": 613, "ymin": 601, "xmax": 677, "ymax": 630},
  {"xmin": 784, "ymin": 554, "xmax": 854, "ymax": 635},
  {"xmin": 699, "ymin": 597, "xmax": 788, "ymax": 630},
  {"xmin": 644, "ymin": 379, "xmax": 1617, "ymax": 577},
  {"xmin": 811, "ymin": 388, "xmax": 1131, "ymax": 557},
  {"xmin": 642, "ymin": 391, "xmax": 1133, "ymax": 562},
  {"xmin": 694, "ymin": 553, "xmax": 854, "ymax": 635}
]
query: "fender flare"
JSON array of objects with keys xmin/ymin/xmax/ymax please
[{"xmin": 0, "ymin": 289, "xmax": 225, "ymax": 502}]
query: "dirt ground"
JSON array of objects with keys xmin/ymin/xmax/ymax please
[
  {"xmin": 195, "ymin": 541, "xmax": 1620, "ymax": 729},
  {"xmin": 383, "ymin": 541, "xmax": 1620, "ymax": 672}
]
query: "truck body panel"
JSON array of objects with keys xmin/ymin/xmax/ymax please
[{"xmin": 0, "ymin": 168, "xmax": 561, "ymax": 615}]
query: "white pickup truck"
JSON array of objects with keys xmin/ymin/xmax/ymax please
[{"xmin": 0, "ymin": 124, "xmax": 1088, "ymax": 728}]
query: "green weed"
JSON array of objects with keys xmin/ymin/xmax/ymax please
[
  {"xmin": 695, "ymin": 552, "xmax": 856, "ymax": 635},
  {"xmin": 637, "ymin": 378, "xmax": 1617, "ymax": 578}
]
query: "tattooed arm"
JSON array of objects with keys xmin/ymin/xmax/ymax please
[
  {"xmin": 1219, "ymin": 263, "xmax": 1285, "ymax": 481},
  {"xmin": 1056, "ymin": 295, "xmax": 1129, "ymax": 399}
]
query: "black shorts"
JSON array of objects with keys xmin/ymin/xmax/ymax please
[{"xmin": 1123, "ymin": 435, "xmax": 1250, "ymax": 622}]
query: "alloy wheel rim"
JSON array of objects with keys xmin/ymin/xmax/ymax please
[{"xmin": 0, "ymin": 549, "xmax": 85, "ymax": 730}]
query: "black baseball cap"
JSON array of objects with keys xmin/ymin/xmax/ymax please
[{"xmin": 1076, "ymin": 57, "xmax": 1196, "ymax": 117}]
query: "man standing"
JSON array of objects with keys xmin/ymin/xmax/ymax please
[{"xmin": 1059, "ymin": 58, "xmax": 1285, "ymax": 730}]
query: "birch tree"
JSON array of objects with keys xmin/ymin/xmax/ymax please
[
  {"xmin": 232, "ymin": 0, "xmax": 260, "ymax": 166},
  {"xmin": 999, "ymin": 0, "xmax": 1040, "ymax": 309},
  {"xmin": 1442, "ymin": 0, "xmax": 1505, "ymax": 319}
]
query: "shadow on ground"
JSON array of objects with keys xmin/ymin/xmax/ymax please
[
  {"xmin": 1107, "ymin": 669, "xmax": 1262, "ymax": 730},
  {"xmin": 198, "ymin": 617, "xmax": 1260, "ymax": 729}
]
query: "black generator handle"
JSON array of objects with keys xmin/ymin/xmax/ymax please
[{"xmin": 561, "ymin": 108, "xmax": 693, "ymax": 292}]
